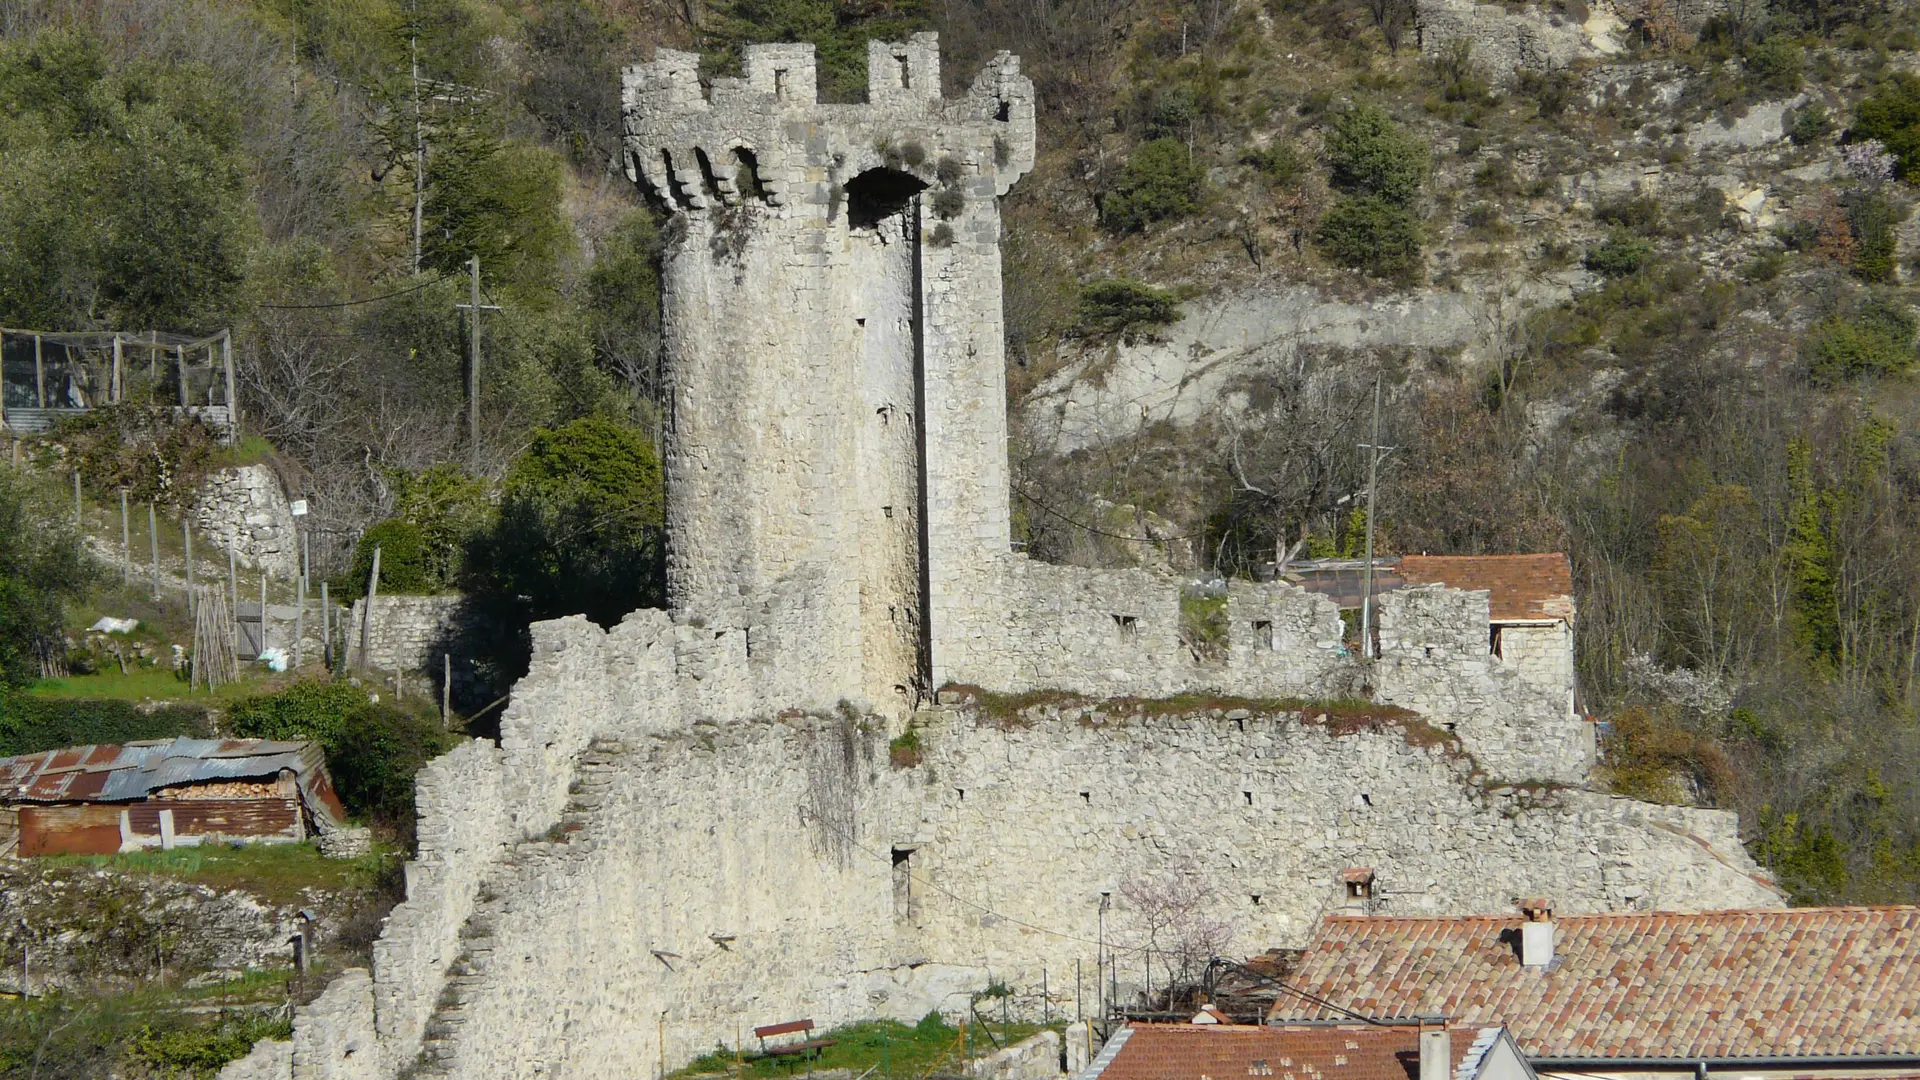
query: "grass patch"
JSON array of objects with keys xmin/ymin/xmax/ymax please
[
  {"xmin": 24, "ymin": 668, "xmax": 276, "ymax": 703},
  {"xmin": 888, "ymin": 724, "xmax": 923, "ymax": 769},
  {"xmin": 40, "ymin": 841, "xmax": 394, "ymax": 906},
  {"xmin": 673, "ymin": 1015, "xmax": 1047, "ymax": 1080}
]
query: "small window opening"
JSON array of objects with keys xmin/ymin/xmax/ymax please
[
  {"xmin": 1242, "ymin": 790, "xmax": 1253, "ymax": 806},
  {"xmin": 956, "ymin": 788, "xmax": 965, "ymax": 801},
  {"xmin": 1234, "ymin": 717, "xmax": 1245, "ymax": 732},
  {"xmin": 1079, "ymin": 791, "xmax": 1091, "ymax": 804},
  {"xmin": 896, "ymin": 54, "xmax": 911, "ymax": 89},
  {"xmin": 1253, "ymin": 619, "xmax": 1274, "ymax": 649},
  {"xmin": 1113, "ymin": 614, "xmax": 1139, "ymax": 639},
  {"xmin": 743, "ymin": 628, "xmax": 752, "ymax": 659},
  {"xmin": 892, "ymin": 846, "xmax": 919, "ymax": 920},
  {"xmin": 774, "ymin": 68, "xmax": 789, "ymax": 99},
  {"xmin": 1361, "ymin": 792, "xmax": 1373, "ymax": 807},
  {"xmin": 1251, "ymin": 894, "xmax": 1263, "ymax": 906},
  {"xmin": 883, "ymin": 505, "xmax": 894, "ymax": 518},
  {"xmin": 994, "ymin": 100, "xmax": 1011, "ymax": 122},
  {"xmin": 1490, "ymin": 626, "xmax": 1504, "ymax": 658}
]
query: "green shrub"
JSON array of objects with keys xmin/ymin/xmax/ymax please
[
  {"xmin": 228, "ymin": 679, "xmax": 454, "ymax": 831},
  {"xmin": 1789, "ymin": 102, "xmax": 1832, "ymax": 144},
  {"xmin": 0, "ymin": 469, "xmax": 91, "ymax": 688},
  {"xmin": 1741, "ymin": 37, "xmax": 1803, "ymax": 95},
  {"xmin": 1101, "ymin": 138, "xmax": 1206, "ymax": 233},
  {"xmin": 1804, "ymin": 300, "xmax": 1919, "ymax": 381},
  {"xmin": 227, "ymin": 680, "xmax": 366, "ymax": 749},
  {"xmin": 1847, "ymin": 191, "xmax": 1909, "ymax": 283},
  {"xmin": 133, "ymin": 1013, "xmax": 293, "ymax": 1076},
  {"xmin": 1244, "ymin": 142, "xmax": 1305, "ymax": 186},
  {"xmin": 1316, "ymin": 195, "xmax": 1425, "ymax": 281},
  {"xmin": 1583, "ymin": 230, "xmax": 1654, "ymax": 277},
  {"xmin": 1594, "ymin": 194, "xmax": 1665, "ymax": 236},
  {"xmin": 57, "ymin": 407, "xmax": 223, "ymax": 508},
  {"xmin": 1852, "ymin": 74, "xmax": 1920, "ymax": 182},
  {"xmin": 463, "ymin": 417, "xmax": 666, "ymax": 630},
  {"xmin": 930, "ymin": 186, "xmax": 965, "ymax": 220},
  {"xmin": 1072, "ymin": 280, "xmax": 1182, "ymax": 340},
  {"xmin": 339, "ymin": 519, "xmax": 439, "ymax": 599},
  {"xmin": 1324, "ymin": 102, "xmax": 1428, "ymax": 205},
  {"xmin": 0, "ymin": 695, "xmax": 210, "ymax": 756}
]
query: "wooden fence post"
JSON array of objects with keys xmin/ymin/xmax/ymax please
[{"xmin": 358, "ymin": 545, "xmax": 381, "ymax": 673}]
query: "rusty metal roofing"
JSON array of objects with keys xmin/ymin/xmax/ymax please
[
  {"xmin": 0, "ymin": 737, "xmax": 341, "ymax": 823},
  {"xmin": 1273, "ymin": 908, "xmax": 1920, "ymax": 1060}
]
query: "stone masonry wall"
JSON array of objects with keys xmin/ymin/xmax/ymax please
[
  {"xmin": 232, "ymin": 634, "xmax": 1778, "ymax": 1080},
  {"xmin": 346, "ymin": 595, "xmax": 463, "ymax": 674},
  {"xmin": 191, "ymin": 464, "xmax": 299, "ymax": 579},
  {"xmin": 948, "ymin": 559, "xmax": 1588, "ymax": 783},
  {"xmin": 1373, "ymin": 586, "xmax": 1592, "ymax": 783}
]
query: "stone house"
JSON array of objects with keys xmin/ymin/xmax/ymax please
[
  {"xmin": 1272, "ymin": 903, "xmax": 1920, "ymax": 1079},
  {"xmin": 1286, "ymin": 553, "xmax": 1577, "ymax": 710},
  {"xmin": 0, "ymin": 737, "xmax": 348, "ymax": 857}
]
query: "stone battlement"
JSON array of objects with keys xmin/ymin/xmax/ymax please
[{"xmin": 621, "ymin": 34, "xmax": 1035, "ymax": 215}]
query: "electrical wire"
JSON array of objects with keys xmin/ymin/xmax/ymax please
[
  {"xmin": 1012, "ymin": 485, "xmax": 1203, "ymax": 545},
  {"xmin": 258, "ymin": 273, "xmax": 454, "ymax": 309},
  {"xmin": 798, "ymin": 800, "xmax": 1386, "ymax": 1025}
]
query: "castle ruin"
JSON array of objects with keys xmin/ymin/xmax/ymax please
[{"xmin": 218, "ymin": 37, "xmax": 1783, "ymax": 1080}]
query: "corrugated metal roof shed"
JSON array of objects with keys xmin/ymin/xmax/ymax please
[{"xmin": 0, "ymin": 737, "xmax": 345, "ymax": 825}]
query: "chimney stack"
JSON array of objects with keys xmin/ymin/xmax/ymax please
[
  {"xmin": 1418, "ymin": 1020, "xmax": 1452, "ymax": 1080},
  {"xmin": 1520, "ymin": 898, "xmax": 1555, "ymax": 968},
  {"xmin": 1340, "ymin": 868, "xmax": 1376, "ymax": 914}
]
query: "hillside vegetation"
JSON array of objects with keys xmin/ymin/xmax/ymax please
[{"xmin": 0, "ymin": 0, "xmax": 1917, "ymax": 912}]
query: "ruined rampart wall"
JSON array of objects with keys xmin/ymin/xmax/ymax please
[
  {"xmin": 231, "ymin": 630, "xmax": 1776, "ymax": 1080},
  {"xmin": 944, "ymin": 560, "xmax": 1588, "ymax": 783}
]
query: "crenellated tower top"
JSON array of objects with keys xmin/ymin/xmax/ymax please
[{"xmin": 620, "ymin": 33, "xmax": 1035, "ymax": 217}]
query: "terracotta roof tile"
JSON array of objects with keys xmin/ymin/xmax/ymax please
[
  {"xmin": 1092, "ymin": 1023, "xmax": 1488, "ymax": 1080},
  {"xmin": 1395, "ymin": 555, "xmax": 1574, "ymax": 623},
  {"xmin": 1274, "ymin": 909, "xmax": 1920, "ymax": 1060}
]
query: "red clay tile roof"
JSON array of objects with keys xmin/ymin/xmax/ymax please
[
  {"xmin": 1090, "ymin": 1022, "xmax": 1490, "ymax": 1080},
  {"xmin": 1273, "ymin": 909, "xmax": 1920, "ymax": 1060},
  {"xmin": 1395, "ymin": 555, "xmax": 1574, "ymax": 623}
]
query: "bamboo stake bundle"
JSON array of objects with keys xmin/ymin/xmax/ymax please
[{"xmin": 191, "ymin": 584, "xmax": 238, "ymax": 691}]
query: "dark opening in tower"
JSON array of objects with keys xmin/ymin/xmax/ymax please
[{"xmin": 845, "ymin": 167, "xmax": 928, "ymax": 230}]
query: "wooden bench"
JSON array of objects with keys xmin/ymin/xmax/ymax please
[{"xmin": 754, "ymin": 1019, "xmax": 835, "ymax": 1061}]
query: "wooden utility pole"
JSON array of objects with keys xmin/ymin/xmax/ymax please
[
  {"xmin": 184, "ymin": 522, "xmax": 194, "ymax": 616},
  {"xmin": 33, "ymin": 333, "xmax": 44, "ymax": 408},
  {"xmin": 120, "ymin": 491, "xmax": 130, "ymax": 586},
  {"xmin": 1358, "ymin": 381, "xmax": 1396, "ymax": 660},
  {"xmin": 148, "ymin": 502, "xmax": 160, "ymax": 601},
  {"xmin": 359, "ymin": 545, "xmax": 382, "ymax": 672},
  {"xmin": 221, "ymin": 332, "xmax": 239, "ymax": 442},
  {"xmin": 111, "ymin": 334, "xmax": 123, "ymax": 403},
  {"xmin": 176, "ymin": 345, "xmax": 188, "ymax": 406},
  {"xmin": 455, "ymin": 256, "xmax": 500, "ymax": 474}
]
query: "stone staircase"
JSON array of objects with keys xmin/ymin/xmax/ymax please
[{"xmin": 411, "ymin": 737, "xmax": 631, "ymax": 1078}]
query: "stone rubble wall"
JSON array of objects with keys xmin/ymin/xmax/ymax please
[
  {"xmin": 968, "ymin": 1030, "xmax": 1064, "ymax": 1080},
  {"xmin": 895, "ymin": 703, "xmax": 1777, "ymax": 1012},
  {"xmin": 237, "ymin": 660, "xmax": 1777, "ymax": 1080},
  {"xmin": 1373, "ymin": 586, "xmax": 1592, "ymax": 783},
  {"xmin": 345, "ymin": 595, "xmax": 464, "ymax": 675},
  {"xmin": 946, "ymin": 558, "xmax": 1588, "ymax": 783},
  {"xmin": 191, "ymin": 465, "xmax": 300, "ymax": 579},
  {"xmin": 367, "ymin": 740, "xmax": 508, "ymax": 1074},
  {"xmin": 1496, "ymin": 622, "xmax": 1576, "ymax": 701}
]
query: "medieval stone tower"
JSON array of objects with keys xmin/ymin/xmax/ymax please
[{"xmin": 621, "ymin": 34, "xmax": 1036, "ymax": 714}]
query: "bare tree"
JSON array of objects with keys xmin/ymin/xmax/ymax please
[{"xmin": 1118, "ymin": 860, "xmax": 1235, "ymax": 1001}]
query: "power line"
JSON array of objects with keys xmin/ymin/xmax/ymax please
[
  {"xmin": 1012, "ymin": 485, "xmax": 1204, "ymax": 545},
  {"xmin": 258, "ymin": 274, "xmax": 454, "ymax": 310}
]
